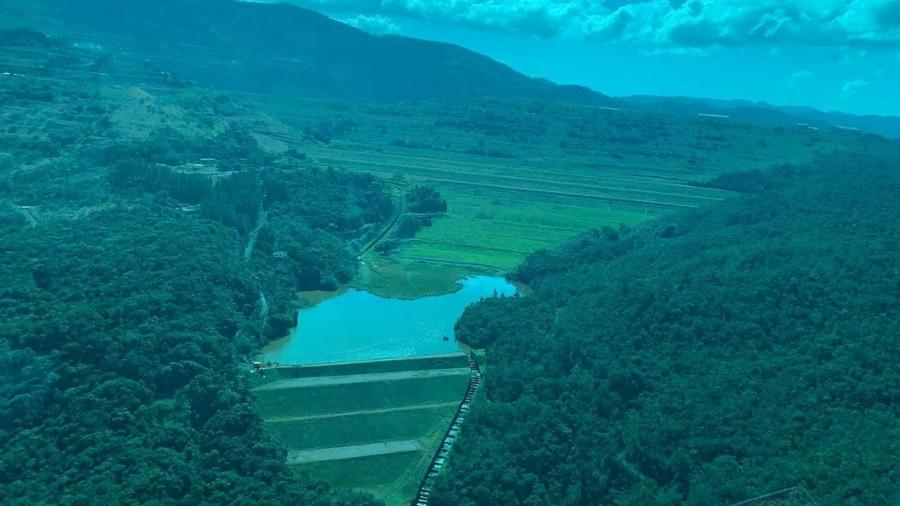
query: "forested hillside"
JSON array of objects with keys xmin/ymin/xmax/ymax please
[
  {"xmin": 0, "ymin": 29, "xmax": 391, "ymax": 504},
  {"xmin": 436, "ymin": 150, "xmax": 900, "ymax": 506}
]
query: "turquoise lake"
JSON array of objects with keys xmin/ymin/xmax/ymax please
[{"xmin": 261, "ymin": 276, "xmax": 517, "ymax": 365}]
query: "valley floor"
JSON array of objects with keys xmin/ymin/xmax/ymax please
[{"xmin": 245, "ymin": 96, "xmax": 848, "ymax": 297}]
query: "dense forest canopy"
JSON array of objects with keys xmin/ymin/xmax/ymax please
[
  {"xmin": 0, "ymin": 208, "xmax": 383, "ymax": 505},
  {"xmin": 0, "ymin": 48, "xmax": 391, "ymax": 501},
  {"xmin": 436, "ymin": 150, "xmax": 900, "ymax": 506}
]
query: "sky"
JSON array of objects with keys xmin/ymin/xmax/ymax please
[{"xmin": 250, "ymin": 1, "xmax": 900, "ymax": 116}]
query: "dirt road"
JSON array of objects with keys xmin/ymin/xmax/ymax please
[{"xmin": 287, "ymin": 440, "xmax": 424, "ymax": 464}]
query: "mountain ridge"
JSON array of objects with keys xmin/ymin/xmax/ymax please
[
  {"xmin": 4, "ymin": 0, "xmax": 898, "ymax": 140},
  {"xmin": 0, "ymin": 0, "xmax": 614, "ymax": 105}
]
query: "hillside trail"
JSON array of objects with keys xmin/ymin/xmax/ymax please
[
  {"xmin": 244, "ymin": 207, "xmax": 267, "ymax": 260},
  {"xmin": 286, "ymin": 440, "xmax": 424, "ymax": 464},
  {"xmin": 357, "ymin": 182, "xmax": 406, "ymax": 258}
]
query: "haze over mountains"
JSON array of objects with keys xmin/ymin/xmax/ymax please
[
  {"xmin": 0, "ymin": 0, "xmax": 610, "ymax": 105},
  {"xmin": 3, "ymin": 0, "xmax": 898, "ymax": 139},
  {"xmin": 621, "ymin": 95, "xmax": 900, "ymax": 140}
]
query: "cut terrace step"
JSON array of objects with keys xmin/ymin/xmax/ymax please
[
  {"xmin": 265, "ymin": 403, "xmax": 459, "ymax": 451},
  {"xmin": 252, "ymin": 353, "xmax": 468, "ymax": 383},
  {"xmin": 287, "ymin": 440, "xmax": 425, "ymax": 464},
  {"xmin": 252, "ymin": 368, "xmax": 471, "ymax": 391}
]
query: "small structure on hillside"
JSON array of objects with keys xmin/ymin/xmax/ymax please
[
  {"xmin": 832, "ymin": 124, "xmax": 862, "ymax": 134},
  {"xmin": 698, "ymin": 113, "xmax": 731, "ymax": 119}
]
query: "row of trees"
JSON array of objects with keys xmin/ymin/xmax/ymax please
[{"xmin": 434, "ymin": 149, "xmax": 900, "ymax": 506}]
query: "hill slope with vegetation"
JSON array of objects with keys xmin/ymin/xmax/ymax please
[
  {"xmin": 0, "ymin": 30, "xmax": 390, "ymax": 505},
  {"xmin": 0, "ymin": 0, "xmax": 610, "ymax": 105},
  {"xmin": 435, "ymin": 150, "xmax": 900, "ymax": 506}
]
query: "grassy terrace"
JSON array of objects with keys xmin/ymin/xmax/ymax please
[
  {"xmin": 265, "ymin": 403, "xmax": 458, "ymax": 449},
  {"xmin": 252, "ymin": 354, "xmax": 470, "ymax": 383},
  {"xmin": 251, "ymin": 355, "xmax": 471, "ymax": 506},
  {"xmin": 254, "ymin": 371, "xmax": 469, "ymax": 418},
  {"xmin": 246, "ymin": 96, "xmax": 859, "ymax": 297}
]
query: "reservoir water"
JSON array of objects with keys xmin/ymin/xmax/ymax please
[{"xmin": 261, "ymin": 276, "xmax": 516, "ymax": 365}]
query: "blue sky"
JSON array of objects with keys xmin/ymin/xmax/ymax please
[{"xmin": 252, "ymin": 1, "xmax": 900, "ymax": 116}]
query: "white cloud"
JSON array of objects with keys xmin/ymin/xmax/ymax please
[
  {"xmin": 840, "ymin": 79, "xmax": 871, "ymax": 100},
  {"xmin": 342, "ymin": 14, "xmax": 400, "ymax": 35},
  {"xmin": 249, "ymin": 0, "xmax": 900, "ymax": 48},
  {"xmin": 786, "ymin": 69, "xmax": 815, "ymax": 89}
]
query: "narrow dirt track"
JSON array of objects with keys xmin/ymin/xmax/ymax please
[
  {"xmin": 243, "ymin": 209, "xmax": 267, "ymax": 260},
  {"xmin": 287, "ymin": 440, "xmax": 424, "ymax": 464}
]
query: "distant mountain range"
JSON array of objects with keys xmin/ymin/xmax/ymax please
[
  {"xmin": 621, "ymin": 95, "xmax": 900, "ymax": 139},
  {"xmin": 2, "ymin": 0, "xmax": 898, "ymax": 138},
  {"xmin": 0, "ymin": 0, "xmax": 611, "ymax": 105}
]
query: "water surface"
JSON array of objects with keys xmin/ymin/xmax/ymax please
[{"xmin": 262, "ymin": 276, "xmax": 516, "ymax": 364}]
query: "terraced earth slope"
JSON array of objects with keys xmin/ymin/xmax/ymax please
[{"xmin": 251, "ymin": 354, "xmax": 472, "ymax": 506}]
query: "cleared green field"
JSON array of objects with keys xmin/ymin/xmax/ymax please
[{"xmin": 399, "ymin": 194, "xmax": 653, "ymax": 270}]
